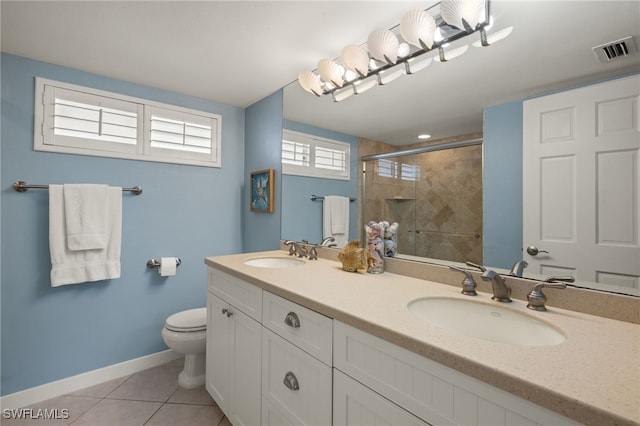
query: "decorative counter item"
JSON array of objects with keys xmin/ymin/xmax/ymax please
[
  {"xmin": 365, "ymin": 221, "xmax": 385, "ymax": 273},
  {"xmin": 337, "ymin": 240, "xmax": 368, "ymax": 272},
  {"xmin": 383, "ymin": 221, "xmax": 399, "ymax": 257}
]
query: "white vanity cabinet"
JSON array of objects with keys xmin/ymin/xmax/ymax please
[
  {"xmin": 205, "ymin": 261, "xmax": 589, "ymax": 426},
  {"xmin": 334, "ymin": 369, "xmax": 428, "ymax": 426},
  {"xmin": 261, "ymin": 291, "xmax": 333, "ymax": 426},
  {"xmin": 333, "ymin": 321, "xmax": 582, "ymax": 426},
  {"xmin": 206, "ymin": 269, "xmax": 262, "ymax": 426}
]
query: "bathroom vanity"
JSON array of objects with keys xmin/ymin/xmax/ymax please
[{"xmin": 204, "ymin": 250, "xmax": 639, "ymax": 426}]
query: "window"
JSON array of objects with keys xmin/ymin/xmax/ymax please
[
  {"xmin": 377, "ymin": 159, "xmax": 397, "ymax": 178},
  {"xmin": 282, "ymin": 130, "xmax": 350, "ymax": 180},
  {"xmin": 376, "ymin": 159, "xmax": 419, "ymax": 181},
  {"xmin": 34, "ymin": 77, "xmax": 221, "ymax": 167},
  {"xmin": 401, "ymin": 163, "xmax": 420, "ymax": 181}
]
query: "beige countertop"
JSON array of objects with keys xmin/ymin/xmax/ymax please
[{"xmin": 205, "ymin": 250, "xmax": 640, "ymax": 426}]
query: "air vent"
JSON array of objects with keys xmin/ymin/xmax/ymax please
[{"xmin": 593, "ymin": 36, "xmax": 637, "ymax": 63}]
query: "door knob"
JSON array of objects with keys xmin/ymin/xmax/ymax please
[{"xmin": 526, "ymin": 246, "xmax": 549, "ymax": 256}]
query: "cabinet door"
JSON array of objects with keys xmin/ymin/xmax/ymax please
[
  {"xmin": 228, "ymin": 306, "xmax": 262, "ymax": 426},
  {"xmin": 334, "ymin": 369, "xmax": 429, "ymax": 426},
  {"xmin": 206, "ymin": 292, "xmax": 231, "ymax": 412},
  {"xmin": 262, "ymin": 328, "xmax": 332, "ymax": 425},
  {"xmin": 262, "ymin": 398, "xmax": 297, "ymax": 426}
]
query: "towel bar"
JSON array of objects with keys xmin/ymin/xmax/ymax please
[
  {"xmin": 13, "ymin": 181, "xmax": 143, "ymax": 195},
  {"xmin": 310, "ymin": 194, "xmax": 356, "ymax": 202}
]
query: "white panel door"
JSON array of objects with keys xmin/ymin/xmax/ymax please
[{"xmin": 523, "ymin": 75, "xmax": 640, "ymax": 288}]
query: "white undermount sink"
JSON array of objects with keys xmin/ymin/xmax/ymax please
[
  {"xmin": 243, "ymin": 257, "xmax": 305, "ymax": 268},
  {"xmin": 407, "ymin": 297, "xmax": 566, "ymax": 346}
]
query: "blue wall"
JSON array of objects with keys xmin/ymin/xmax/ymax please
[
  {"xmin": 1, "ymin": 54, "xmax": 246, "ymax": 395},
  {"xmin": 242, "ymin": 90, "xmax": 283, "ymax": 253},
  {"xmin": 483, "ymin": 100, "xmax": 523, "ymax": 268},
  {"xmin": 281, "ymin": 120, "xmax": 359, "ymax": 244}
]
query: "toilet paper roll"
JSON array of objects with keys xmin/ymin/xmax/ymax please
[{"xmin": 159, "ymin": 257, "xmax": 177, "ymax": 276}]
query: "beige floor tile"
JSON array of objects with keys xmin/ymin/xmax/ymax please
[
  {"xmin": 71, "ymin": 399, "xmax": 162, "ymax": 426},
  {"xmin": 68, "ymin": 375, "xmax": 130, "ymax": 398},
  {"xmin": 145, "ymin": 403, "xmax": 225, "ymax": 426},
  {"xmin": 167, "ymin": 357, "xmax": 185, "ymax": 367},
  {"xmin": 167, "ymin": 386, "xmax": 215, "ymax": 406},
  {"xmin": 107, "ymin": 365, "xmax": 181, "ymax": 402},
  {"xmin": 1, "ymin": 395, "xmax": 99, "ymax": 426}
]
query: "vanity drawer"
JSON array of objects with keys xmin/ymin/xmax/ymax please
[
  {"xmin": 262, "ymin": 328, "xmax": 332, "ymax": 426},
  {"xmin": 207, "ymin": 267, "xmax": 262, "ymax": 321},
  {"xmin": 262, "ymin": 291, "xmax": 332, "ymax": 365}
]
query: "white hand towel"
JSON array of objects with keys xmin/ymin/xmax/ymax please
[
  {"xmin": 323, "ymin": 195, "xmax": 350, "ymax": 248},
  {"xmin": 63, "ymin": 184, "xmax": 109, "ymax": 250},
  {"xmin": 50, "ymin": 185, "xmax": 122, "ymax": 287}
]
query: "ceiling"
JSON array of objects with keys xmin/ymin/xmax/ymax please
[{"xmin": 2, "ymin": 1, "xmax": 639, "ymax": 145}]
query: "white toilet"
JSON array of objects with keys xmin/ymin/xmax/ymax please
[{"xmin": 161, "ymin": 307, "xmax": 207, "ymax": 389}]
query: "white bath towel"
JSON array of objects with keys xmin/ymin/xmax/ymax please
[
  {"xmin": 49, "ymin": 185, "xmax": 122, "ymax": 287},
  {"xmin": 323, "ymin": 195, "xmax": 350, "ymax": 248},
  {"xmin": 64, "ymin": 184, "xmax": 109, "ymax": 250}
]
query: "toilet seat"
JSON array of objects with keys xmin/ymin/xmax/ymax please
[{"xmin": 165, "ymin": 307, "xmax": 206, "ymax": 332}]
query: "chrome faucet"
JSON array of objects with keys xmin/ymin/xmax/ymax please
[
  {"xmin": 284, "ymin": 240, "xmax": 308, "ymax": 258},
  {"xmin": 481, "ymin": 270, "xmax": 512, "ymax": 303},
  {"xmin": 527, "ymin": 276, "xmax": 574, "ymax": 311},
  {"xmin": 509, "ymin": 259, "xmax": 528, "ymax": 277},
  {"xmin": 320, "ymin": 236, "xmax": 336, "ymax": 247}
]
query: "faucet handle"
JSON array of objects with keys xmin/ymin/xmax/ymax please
[
  {"xmin": 449, "ymin": 266, "xmax": 477, "ymax": 296},
  {"xmin": 284, "ymin": 240, "xmax": 297, "ymax": 256},
  {"xmin": 465, "ymin": 261, "xmax": 486, "ymax": 273},
  {"xmin": 527, "ymin": 277, "xmax": 573, "ymax": 311},
  {"xmin": 308, "ymin": 246, "xmax": 319, "ymax": 260}
]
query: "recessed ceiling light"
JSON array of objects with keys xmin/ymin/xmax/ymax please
[{"xmin": 418, "ymin": 134, "xmax": 431, "ymax": 140}]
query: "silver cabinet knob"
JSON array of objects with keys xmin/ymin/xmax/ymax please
[
  {"xmin": 221, "ymin": 308, "xmax": 233, "ymax": 318},
  {"xmin": 284, "ymin": 312, "xmax": 300, "ymax": 328},
  {"xmin": 526, "ymin": 246, "xmax": 549, "ymax": 256},
  {"xmin": 283, "ymin": 371, "xmax": 300, "ymax": 391}
]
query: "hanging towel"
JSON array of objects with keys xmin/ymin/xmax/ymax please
[
  {"xmin": 49, "ymin": 185, "xmax": 122, "ymax": 287},
  {"xmin": 323, "ymin": 195, "xmax": 350, "ymax": 248},
  {"xmin": 63, "ymin": 184, "xmax": 109, "ymax": 250}
]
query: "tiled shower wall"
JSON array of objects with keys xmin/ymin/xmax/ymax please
[{"xmin": 361, "ymin": 135, "xmax": 483, "ymax": 264}]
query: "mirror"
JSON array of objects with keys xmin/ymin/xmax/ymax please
[{"xmin": 281, "ymin": 1, "xmax": 640, "ymax": 295}]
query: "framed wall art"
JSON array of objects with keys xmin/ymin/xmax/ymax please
[{"xmin": 250, "ymin": 169, "xmax": 274, "ymax": 213}]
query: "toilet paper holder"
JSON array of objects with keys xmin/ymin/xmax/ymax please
[{"xmin": 147, "ymin": 258, "xmax": 182, "ymax": 269}]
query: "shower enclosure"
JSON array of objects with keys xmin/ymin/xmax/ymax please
[{"xmin": 361, "ymin": 139, "xmax": 483, "ymax": 264}]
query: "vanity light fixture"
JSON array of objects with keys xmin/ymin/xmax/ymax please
[
  {"xmin": 434, "ymin": 44, "xmax": 469, "ymax": 62},
  {"xmin": 298, "ymin": 0, "xmax": 512, "ymax": 102}
]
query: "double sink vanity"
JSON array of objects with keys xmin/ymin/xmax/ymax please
[{"xmin": 204, "ymin": 247, "xmax": 639, "ymax": 426}]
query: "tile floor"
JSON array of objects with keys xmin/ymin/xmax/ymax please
[{"xmin": 3, "ymin": 358, "xmax": 231, "ymax": 426}]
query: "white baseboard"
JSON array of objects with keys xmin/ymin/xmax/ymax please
[{"xmin": 0, "ymin": 349, "xmax": 182, "ymax": 410}]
